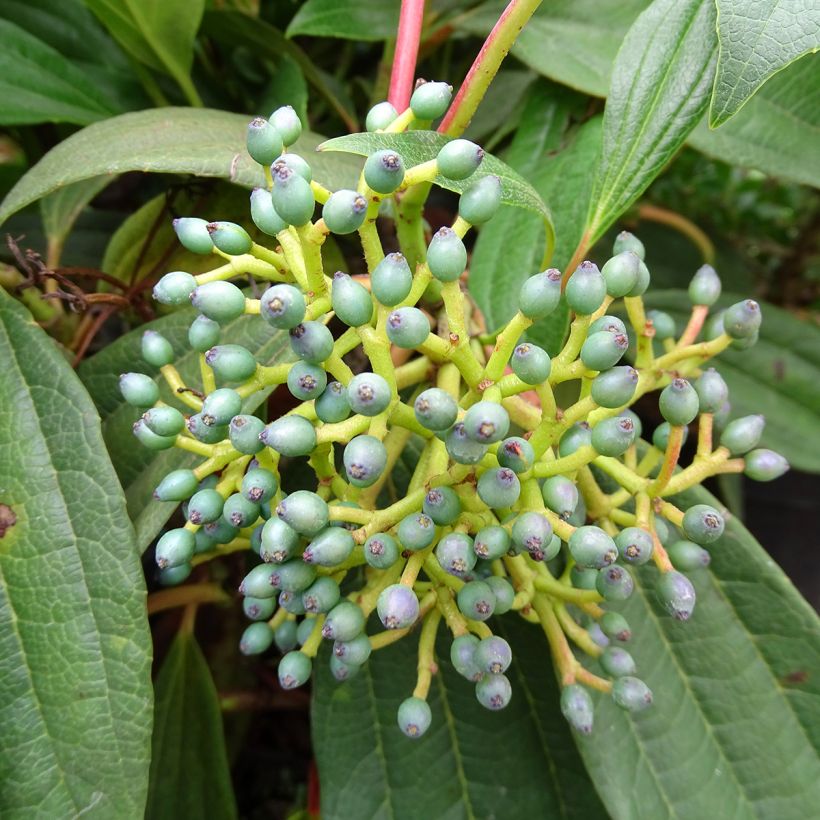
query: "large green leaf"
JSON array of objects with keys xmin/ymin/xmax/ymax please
[
  {"xmin": 313, "ymin": 616, "xmax": 606, "ymax": 820},
  {"xmin": 0, "ymin": 289, "xmax": 152, "ymax": 817},
  {"xmin": 0, "ymin": 19, "xmax": 122, "ymax": 125},
  {"xmin": 0, "ymin": 108, "xmax": 362, "ymax": 226},
  {"xmin": 710, "ymin": 0, "xmax": 820, "ymax": 127},
  {"xmin": 644, "ymin": 290, "xmax": 820, "ymax": 473},
  {"xmin": 574, "ymin": 482, "xmax": 820, "ymax": 818},
  {"xmin": 691, "ymin": 52, "xmax": 820, "ymax": 188},
  {"xmin": 585, "ymin": 0, "xmax": 718, "ymax": 245},
  {"xmin": 287, "ymin": 0, "xmax": 400, "ymax": 41},
  {"xmin": 79, "ymin": 306, "xmax": 293, "ymax": 550},
  {"xmin": 146, "ymin": 631, "xmax": 237, "ymax": 820},
  {"xmin": 319, "ymin": 130, "xmax": 554, "ymax": 255},
  {"xmin": 84, "ymin": 0, "xmax": 204, "ymax": 100}
]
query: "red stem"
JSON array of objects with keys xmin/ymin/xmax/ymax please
[{"xmin": 388, "ymin": 0, "xmax": 426, "ymax": 110}]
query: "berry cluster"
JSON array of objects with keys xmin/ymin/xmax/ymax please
[{"xmin": 123, "ymin": 87, "xmax": 788, "ymax": 738}]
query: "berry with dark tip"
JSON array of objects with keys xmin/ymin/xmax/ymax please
[
  {"xmin": 260, "ymin": 415, "xmax": 317, "ymax": 456},
  {"xmin": 303, "ymin": 527, "xmax": 354, "ymax": 566},
  {"xmin": 511, "ymin": 342, "xmax": 551, "ymax": 384},
  {"xmin": 302, "ymin": 576, "xmax": 341, "ymax": 613},
  {"xmin": 596, "ymin": 565, "xmax": 635, "ymax": 601},
  {"xmin": 222, "ymin": 493, "xmax": 260, "ymax": 527},
  {"xmin": 659, "ymin": 378, "xmax": 700, "ymax": 426},
  {"xmin": 323, "ymin": 189, "xmax": 368, "ymax": 234},
  {"xmin": 343, "ymin": 435, "xmax": 388, "ymax": 488},
  {"xmin": 463, "ymin": 400, "xmax": 510, "ymax": 444},
  {"xmin": 270, "ymin": 105, "xmax": 301, "ymax": 145},
  {"xmin": 397, "ymin": 697, "xmax": 432, "ymax": 738},
  {"xmin": 435, "ymin": 532, "xmax": 476, "ymax": 576},
  {"xmin": 386, "ymin": 307, "xmax": 430, "ymax": 348},
  {"xmin": 260, "ymin": 283, "xmax": 306, "ymax": 329},
  {"xmin": 371, "ymin": 252, "xmax": 412, "ymax": 306},
  {"xmin": 561, "ymin": 684, "xmax": 594, "ymax": 734},
  {"xmin": 414, "ymin": 388, "xmax": 458, "ymax": 431},
  {"xmin": 331, "ymin": 272, "xmax": 373, "ymax": 327},
  {"xmin": 566, "ymin": 261, "xmax": 606, "ymax": 315},
  {"xmin": 423, "ymin": 486, "xmax": 461, "ymax": 525},
  {"xmin": 451, "ymin": 634, "xmax": 483, "ymax": 681},
  {"xmin": 120, "ymin": 372, "xmax": 159, "ymax": 407},
  {"xmin": 457, "ymin": 580, "xmax": 496, "ymax": 622},
  {"xmin": 580, "ymin": 330, "xmax": 629, "ymax": 371},
  {"xmin": 657, "ymin": 570, "xmax": 696, "ymax": 620},
  {"xmin": 272, "ymin": 165, "xmax": 315, "ymax": 226},
  {"xmin": 476, "ymin": 673, "xmax": 512, "ymax": 710},
  {"xmin": 173, "ymin": 217, "xmax": 213, "ymax": 254},
  {"xmin": 589, "ymin": 315, "xmax": 627, "ymax": 336},
  {"xmin": 614, "ymin": 527, "xmax": 654, "ymax": 566},
  {"xmin": 286, "ymin": 361, "xmax": 327, "ymax": 400},
  {"xmin": 591, "ymin": 366, "xmax": 639, "ymax": 408},
  {"xmin": 377, "ymin": 584, "xmax": 420, "ymax": 629},
  {"xmin": 364, "ymin": 149, "xmax": 405, "ymax": 193},
  {"xmin": 315, "ymin": 381, "xmax": 351, "ymax": 423},
  {"xmin": 289, "ymin": 321, "xmax": 334, "ymax": 363},
  {"xmin": 486, "ymin": 577, "xmax": 515, "ymax": 614},
  {"xmin": 682, "ymin": 504, "xmax": 724, "ymax": 545},
  {"xmin": 437, "ymin": 139, "xmax": 484, "ymax": 179},
  {"xmin": 333, "ymin": 633, "xmax": 372, "ymax": 666},
  {"xmin": 473, "ymin": 525, "xmax": 511, "ymax": 560},
  {"xmin": 474, "ymin": 636, "xmax": 512, "ymax": 675},
  {"xmin": 477, "ymin": 467, "xmax": 521, "ymax": 509},
  {"xmin": 187, "ymin": 488, "xmax": 224, "ymax": 525},
  {"xmin": 276, "ymin": 490, "xmax": 329, "ymax": 536},
  {"xmin": 153, "ymin": 271, "xmax": 196, "ymax": 305},
  {"xmin": 205, "ymin": 344, "xmax": 257, "ymax": 381},
  {"xmin": 541, "ymin": 475, "xmax": 579, "ymax": 519},
  {"xmin": 601, "ymin": 612, "xmax": 632, "ymax": 642},
  {"xmin": 278, "ymin": 651, "xmax": 311, "ymax": 690},
  {"xmin": 364, "ymin": 533, "xmax": 400, "ymax": 569},
  {"xmin": 397, "ymin": 512, "xmax": 437, "ymax": 551},
  {"xmin": 207, "ymin": 221, "xmax": 253, "ymax": 256},
  {"xmin": 322, "ymin": 601, "xmax": 365, "ymax": 641},
  {"xmin": 240, "ymin": 622, "xmax": 274, "ymax": 656},
  {"xmin": 511, "ymin": 512, "xmax": 553, "ymax": 560},
  {"xmin": 241, "ymin": 468, "xmax": 278, "ymax": 504},
  {"xmin": 612, "ymin": 677, "xmax": 653, "ymax": 712},
  {"xmin": 410, "ymin": 81, "xmax": 452, "ymax": 119},
  {"xmin": 201, "ymin": 388, "xmax": 242, "ymax": 426},
  {"xmin": 569, "ymin": 526, "xmax": 618, "ymax": 568},
  {"xmin": 259, "ymin": 517, "xmax": 299, "ymax": 563},
  {"xmin": 668, "ymin": 539, "xmax": 711, "ymax": 571},
  {"xmin": 446, "ymin": 422, "xmax": 488, "ymax": 464},
  {"xmin": 426, "ymin": 227, "xmax": 467, "ymax": 282},
  {"xmin": 229, "ymin": 414, "xmax": 266, "ymax": 454},
  {"xmin": 723, "ymin": 299, "xmax": 762, "ymax": 339},
  {"xmin": 591, "ymin": 415, "xmax": 636, "ymax": 457},
  {"xmin": 143, "ymin": 406, "xmax": 185, "ymax": 438},
  {"xmin": 347, "ymin": 372, "xmax": 391, "ymax": 416},
  {"xmin": 155, "ymin": 528, "xmax": 195, "ymax": 569},
  {"xmin": 243, "ymin": 596, "xmax": 276, "ymax": 622},
  {"xmin": 744, "ymin": 449, "xmax": 789, "ymax": 481},
  {"xmin": 518, "ymin": 269, "xmax": 561, "ymax": 319},
  {"xmin": 497, "ymin": 436, "xmax": 535, "ymax": 473},
  {"xmin": 246, "ymin": 116, "xmax": 283, "ymax": 165}
]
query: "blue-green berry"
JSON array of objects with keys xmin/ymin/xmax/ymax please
[
  {"xmin": 260, "ymin": 283, "xmax": 306, "ymax": 329},
  {"xmin": 246, "ymin": 116, "xmax": 283, "ymax": 165},
  {"xmin": 410, "ymin": 81, "xmax": 452, "ymax": 119},
  {"xmin": 173, "ymin": 217, "xmax": 213, "ymax": 254},
  {"xmin": 659, "ymin": 378, "xmax": 700, "ymax": 426},
  {"xmin": 744, "ymin": 448, "xmax": 789, "ymax": 481},
  {"xmin": 451, "ymin": 634, "xmax": 482, "ymax": 681},
  {"xmin": 497, "ymin": 436, "xmax": 535, "ymax": 474},
  {"xmin": 723, "ymin": 299, "xmax": 762, "ymax": 339},
  {"xmin": 648, "ymin": 309, "xmax": 677, "ymax": 341},
  {"xmin": 511, "ymin": 512, "xmax": 553, "ymax": 561},
  {"xmin": 143, "ymin": 406, "xmax": 185, "ymax": 437},
  {"xmin": 511, "ymin": 342, "xmax": 550, "ymax": 384},
  {"xmin": 397, "ymin": 512, "xmax": 437, "ymax": 551},
  {"xmin": 187, "ymin": 488, "xmax": 224, "ymax": 524},
  {"xmin": 612, "ymin": 676, "xmax": 653, "ymax": 712},
  {"xmin": 476, "ymin": 673, "xmax": 512, "ymax": 710},
  {"xmin": 272, "ymin": 165, "xmax": 315, "ymax": 226},
  {"xmin": 188, "ymin": 314, "xmax": 220, "ymax": 352},
  {"xmin": 153, "ymin": 271, "xmax": 196, "ymax": 305},
  {"xmin": 414, "ymin": 388, "xmax": 458, "ymax": 431},
  {"xmin": 228, "ymin": 414, "xmax": 265, "ymax": 454},
  {"xmin": 518, "ymin": 269, "xmax": 561, "ymax": 319},
  {"xmin": 366, "ymin": 101, "xmax": 398, "ymax": 131},
  {"xmin": 294, "ymin": 613, "xmax": 313, "ymax": 639},
  {"xmin": 159, "ymin": 563, "xmax": 192, "ymax": 586},
  {"xmin": 457, "ymin": 580, "xmax": 496, "ymax": 622},
  {"xmin": 459, "ymin": 174, "xmax": 501, "ymax": 225},
  {"xmin": 154, "ymin": 468, "xmax": 198, "ymax": 501},
  {"xmin": 485, "ymin": 577, "xmax": 514, "ymax": 614},
  {"xmin": 627, "ymin": 258, "xmax": 651, "ymax": 297},
  {"xmin": 580, "ymin": 331, "xmax": 629, "ymax": 371},
  {"xmin": 473, "ymin": 525, "xmax": 511, "ymax": 560},
  {"xmin": 301, "ymin": 576, "xmax": 341, "ymax": 613},
  {"xmin": 423, "ymin": 486, "xmax": 461, "ymax": 525},
  {"xmin": 278, "ymin": 651, "xmax": 311, "ymax": 689},
  {"xmin": 589, "ymin": 315, "xmax": 627, "ymax": 336},
  {"xmin": 331, "ymin": 272, "xmax": 373, "ymax": 327},
  {"xmin": 206, "ymin": 221, "xmax": 252, "ymax": 256},
  {"xmin": 565, "ymin": 261, "xmax": 606, "ymax": 315},
  {"xmin": 269, "ymin": 559, "xmax": 317, "ymax": 593},
  {"xmin": 541, "ymin": 475, "xmax": 579, "ymax": 519},
  {"xmin": 596, "ymin": 565, "xmax": 634, "ymax": 601},
  {"xmin": 721, "ymin": 414, "xmax": 764, "ymax": 455},
  {"xmin": 272, "ymin": 152, "xmax": 312, "ymax": 182},
  {"xmin": 437, "ymin": 139, "xmax": 484, "ymax": 180},
  {"xmin": 657, "ymin": 570, "xmax": 696, "ymax": 620},
  {"xmin": 239, "ymin": 622, "xmax": 274, "ymax": 656},
  {"xmin": 274, "ymin": 620, "xmax": 298, "ymax": 653},
  {"xmin": 569, "ymin": 526, "xmax": 618, "ymax": 568},
  {"xmin": 435, "ymin": 532, "xmax": 476, "ymax": 576},
  {"xmin": 561, "ymin": 684, "xmax": 594, "ymax": 734},
  {"xmin": 333, "ymin": 632, "xmax": 372, "ymax": 666},
  {"xmin": 201, "ymin": 388, "xmax": 242, "ymax": 426},
  {"xmin": 270, "ymin": 105, "xmax": 301, "ymax": 145},
  {"xmin": 477, "ymin": 467, "xmax": 520, "ymax": 509},
  {"xmin": 694, "ymin": 368, "xmax": 729, "ymax": 414},
  {"xmin": 243, "ymin": 595, "xmax": 276, "ymax": 621},
  {"xmin": 463, "ymin": 401, "xmax": 509, "ymax": 444},
  {"xmin": 259, "ymin": 517, "xmax": 300, "ymax": 563},
  {"xmin": 682, "ymin": 504, "xmax": 724, "ymax": 545},
  {"xmin": 223, "ymin": 492, "xmax": 260, "ymax": 527},
  {"xmin": 364, "ymin": 149, "xmax": 405, "ymax": 194},
  {"xmin": 315, "ymin": 381, "xmax": 351, "ymax": 423},
  {"xmin": 397, "ymin": 697, "xmax": 432, "ymax": 739},
  {"xmin": 186, "ymin": 413, "xmax": 228, "ymax": 444},
  {"xmin": 202, "ymin": 517, "xmax": 239, "ymax": 544},
  {"xmin": 386, "ymin": 307, "xmax": 430, "ymax": 348},
  {"xmin": 205, "ymin": 344, "xmax": 257, "ymax": 382},
  {"xmin": 601, "ymin": 612, "xmax": 632, "ymax": 642},
  {"xmin": 591, "ymin": 415, "xmax": 636, "ymax": 457},
  {"xmin": 601, "ymin": 252, "xmax": 640, "ymax": 298},
  {"xmin": 668, "ymin": 539, "xmax": 711, "ymax": 571},
  {"xmin": 347, "ymin": 372, "xmax": 391, "ymax": 416},
  {"xmin": 323, "ymin": 189, "xmax": 368, "ymax": 234},
  {"xmin": 474, "ymin": 636, "xmax": 511, "ymax": 675},
  {"xmin": 343, "ymin": 434, "xmax": 387, "ymax": 488},
  {"xmin": 276, "ymin": 490, "xmax": 329, "ymax": 536},
  {"xmin": 377, "ymin": 584, "xmax": 419, "ymax": 630},
  {"xmin": 571, "ymin": 565, "xmax": 598, "ymax": 590},
  {"xmin": 120, "ymin": 372, "xmax": 159, "ymax": 407},
  {"xmin": 591, "ymin": 366, "xmax": 638, "ymax": 408},
  {"xmin": 155, "ymin": 528, "xmax": 195, "ymax": 569},
  {"xmin": 426, "ymin": 227, "xmax": 466, "ymax": 282},
  {"xmin": 287, "ymin": 361, "xmax": 327, "ymax": 400},
  {"xmin": 558, "ymin": 422, "xmax": 592, "ymax": 457},
  {"xmin": 250, "ymin": 187, "xmax": 287, "ymax": 235},
  {"xmin": 446, "ymin": 422, "xmax": 488, "ymax": 464},
  {"xmin": 364, "ymin": 532, "xmax": 400, "ymax": 569},
  {"xmin": 330, "ymin": 655, "xmax": 358, "ymax": 684},
  {"xmin": 613, "ymin": 230, "xmax": 645, "ymax": 259},
  {"xmin": 614, "ymin": 527, "xmax": 654, "ymax": 566},
  {"xmin": 371, "ymin": 252, "xmax": 412, "ymax": 306},
  {"xmin": 242, "ymin": 468, "xmax": 278, "ymax": 503},
  {"xmin": 289, "ymin": 321, "xmax": 334, "ymax": 363},
  {"xmin": 688, "ymin": 264, "xmax": 721, "ymax": 306}
]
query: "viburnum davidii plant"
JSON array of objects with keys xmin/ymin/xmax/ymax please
[{"xmin": 125, "ymin": 86, "xmax": 787, "ymax": 738}]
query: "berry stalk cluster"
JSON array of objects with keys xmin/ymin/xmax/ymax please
[{"xmin": 123, "ymin": 85, "xmax": 789, "ymax": 738}]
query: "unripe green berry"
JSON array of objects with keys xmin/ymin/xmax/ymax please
[
  {"xmin": 458, "ymin": 174, "xmax": 501, "ymax": 224},
  {"xmin": 721, "ymin": 414, "xmax": 764, "ymax": 455},
  {"xmin": 239, "ymin": 622, "xmax": 274, "ymax": 655},
  {"xmin": 133, "ymin": 418, "xmax": 175, "ymax": 450},
  {"xmin": 301, "ymin": 576, "xmax": 342, "ymax": 613},
  {"xmin": 246, "ymin": 116, "xmax": 283, "ymax": 165},
  {"xmin": 243, "ymin": 595, "xmax": 276, "ymax": 621},
  {"xmin": 591, "ymin": 415, "xmax": 637, "ymax": 457},
  {"xmin": 397, "ymin": 697, "xmax": 432, "ymax": 739},
  {"xmin": 270, "ymin": 105, "xmax": 302, "ymax": 145},
  {"xmin": 366, "ymin": 101, "xmax": 398, "ymax": 131},
  {"xmin": 437, "ymin": 139, "xmax": 484, "ymax": 180},
  {"xmin": 659, "ymin": 378, "xmax": 700, "ymax": 426},
  {"xmin": 558, "ymin": 422, "xmax": 592, "ymax": 457},
  {"xmin": 289, "ymin": 321, "xmax": 334, "ymax": 363},
  {"xmin": 596, "ymin": 564, "xmax": 634, "ymax": 601},
  {"xmin": 120, "ymin": 372, "xmax": 159, "ymax": 407},
  {"xmin": 153, "ymin": 271, "xmax": 196, "ymax": 305},
  {"xmin": 542, "ymin": 475, "xmax": 579, "ymax": 519},
  {"xmin": 688, "ymin": 264, "xmax": 721, "ymax": 306},
  {"xmin": 668, "ymin": 539, "xmax": 711, "ymax": 571},
  {"xmin": 159, "ymin": 563, "xmax": 192, "ymax": 586},
  {"xmin": 682, "ymin": 504, "xmax": 724, "ymax": 545},
  {"xmin": 423, "ymin": 486, "xmax": 461, "ymax": 525},
  {"xmin": 261, "ymin": 283, "xmax": 306, "ymax": 329},
  {"xmin": 173, "ymin": 217, "xmax": 213, "ymax": 254},
  {"xmin": 647, "ymin": 309, "xmax": 676, "ymax": 341},
  {"xmin": 485, "ymin": 576, "xmax": 515, "ymax": 614},
  {"xmin": 364, "ymin": 149, "xmax": 405, "ymax": 194},
  {"xmin": 274, "ymin": 620, "xmax": 298, "ymax": 653},
  {"xmin": 435, "ymin": 532, "xmax": 476, "ymax": 576},
  {"xmin": 155, "ymin": 528, "xmax": 195, "ymax": 569},
  {"xmin": 286, "ymin": 361, "xmax": 327, "ymax": 400},
  {"xmin": 201, "ymin": 387, "xmax": 242, "ymax": 426},
  {"xmin": 377, "ymin": 584, "xmax": 419, "ymax": 629},
  {"xmin": 589, "ymin": 315, "xmax": 627, "ymax": 336},
  {"xmin": 497, "ymin": 436, "xmax": 534, "ymax": 474},
  {"xmin": 186, "ymin": 413, "xmax": 227, "ymax": 444},
  {"xmin": 473, "ymin": 525, "xmax": 511, "ymax": 560},
  {"xmin": 414, "ymin": 388, "xmax": 458, "ymax": 432},
  {"xmin": 451, "ymin": 634, "xmax": 482, "ymax": 681},
  {"xmin": 143, "ymin": 406, "xmax": 185, "ymax": 437},
  {"xmin": 565, "ymin": 261, "xmax": 606, "ymax": 315},
  {"xmin": 463, "ymin": 401, "xmax": 510, "ymax": 444},
  {"xmin": 723, "ymin": 299, "xmax": 762, "ymax": 339},
  {"xmin": 250, "ymin": 187, "xmax": 287, "ymax": 235},
  {"xmin": 652, "ymin": 421, "xmax": 689, "ymax": 451},
  {"xmin": 657, "ymin": 570, "xmax": 696, "ymax": 620},
  {"xmin": 511, "ymin": 342, "xmax": 550, "ymax": 384},
  {"xmin": 272, "ymin": 165, "xmax": 315, "ymax": 226},
  {"xmin": 273, "ymin": 152, "xmax": 312, "ymax": 182},
  {"xmin": 293, "ymin": 613, "xmax": 312, "ymax": 638},
  {"xmin": 627, "ymin": 259, "xmax": 651, "ymax": 297},
  {"xmin": 276, "ymin": 490, "xmax": 328, "ymax": 537},
  {"xmin": 223, "ymin": 492, "xmax": 260, "ymax": 528},
  {"xmin": 601, "ymin": 252, "xmax": 640, "ymax": 298},
  {"xmin": 591, "ymin": 366, "xmax": 638, "ymax": 408},
  {"xmin": 191, "ymin": 281, "xmax": 246, "ymax": 324},
  {"xmin": 427, "ymin": 227, "xmax": 467, "ymax": 282},
  {"xmin": 315, "ymin": 381, "xmax": 351, "ymax": 423},
  {"xmin": 334, "ymin": 632, "xmax": 372, "ymax": 666},
  {"xmin": 188, "ymin": 314, "xmax": 220, "ymax": 352},
  {"xmin": 615, "ymin": 526, "xmax": 654, "ymax": 566},
  {"xmin": 571, "ymin": 565, "xmax": 598, "ymax": 590},
  {"xmin": 207, "ymin": 221, "xmax": 252, "ymax": 256},
  {"xmin": 446, "ymin": 422, "xmax": 488, "ymax": 464},
  {"xmin": 187, "ymin": 488, "xmax": 224, "ymax": 525},
  {"xmin": 242, "ymin": 468, "xmax": 278, "ymax": 503},
  {"xmin": 457, "ymin": 580, "xmax": 496, "ymax": 622},
  {"xmin": 205, "ymin": 344, "xmax": 257, "ymax": 381},
  {"xmin": 580, "ymin": 331, "xmax": 629, "ymax": 371},
  {"xmin": 371, "ymin": 252, "xmax": 412, "ymax": 306},
  {"xmin": 228, "ymin": 414, "xmax": 265, "ymax": 454},
  {"xmin": 269, "ymin": 559, "xmax": 316, "ymax": 593},
  {"xmin": 202, "ymin": 517, "xmax": 239, "ymax": 544},
  {"xmin": 477, "ymin": 467, "xmax": 521, "ymax": 509},
  {"xmin": 569, "ymin": 526, "xmax": 618, "ymax": 568},
  {"xmin": 410, "ymin": 80, "xmax": 452, "ymax": 119},
  {"xmin": 601, "ymin": 611, "xmax": 632, "ymax": 642},
  {"xmin": 331, "ymin": 272, "xmax": 373, "ymax": 327},
  {"xmin": 397, "ymin": 512, "xmax": 437, "ymax": 551},
  {"xmin": 476, "ymin": 673, "xmax": 512, "ymax": 710},
  {"xmin": 347, "ymin": 372, "xmax": 391, "ymax": 416},
  {"xmin": 259, "ymin": 517, "xmax": 300, "ymax": 564},
  {"xmin": 612, "ymin": 676, "xmax": 653, "ymax": 711},
  {"xmin": 561, "ymin": 684, "xmax": 594, "ymax": 734},
  {"xmin": 154, "ymin": 468, "xmax": 198, "ymax": 501},
  {"xmin": 364, "ymin": 532, "xmax": 400, "ymax": 569},
  {"xmin": 386, "ymin": 307, "xmax": 430, "ymax": 348},
  {"xmin": 601, "ymin": 646, "xmax": 636, "ymax": 678},
  {"xmin": 519, "ymin": 269, "xmax": 561, "ymax": 319},
  {"xmin": 744, "ymin": 448, "xmax": 789, "ymax": 481},
  {"xmin": 474, "ymin": 636, "xmax": 511, "ymax": 675},
  {"xmin": 323, "ymin": 189, "xmax": 368, "ymax": 234},
  {"xmin": 694, "ymin": 368, "xmax": 729, "ymax": 414},
  {"xmin": 613, "ymin": 230, "xmax": 645, "ymax": 259},
  {"xmin": 278, "ymin": 650, "xmax": 311, "ymax": 689},
  {"xmin": 511, "ymin": 512, "xmax": 553, "ymax": 561},
  {"xmin": 343, "ymin": 434, "xmax": 387, "ymax": 488}
]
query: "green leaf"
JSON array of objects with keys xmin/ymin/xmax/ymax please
[
  {"xmin": 644, "ymin": 290, "xmax": 820, "ymax": 473},
  {"xmin": 0, "ymin": 19, "xmax": 122, "ymax": 125},
  {"xmin": 574, "ymin": 481, "xmax": 820, "ymax": 819},
  {"xmin": 0, "ymin": 289, "xmax": 152, "ymax": 817},
  {"xmin": 146, "ymin": 630, "xmax": 237, "ymax": 820},
  {"xmin": 691, "ymin": 52, "xmax": 820, "ymax": 188},
  {"xmin": 585, "ymin": 0, "xmax": 718, "ymax": 245},
  {"xmin": 287, "ymin": 0, "xmax": 400, "ymax": 41},
  {"xmin": 462, "ymin": 70, "xmax": 537, "ymax": 149},
  {"xmin": 0, "ymin": 108, "xmax": 362, "ymax": 226},
  {"xmin": 40, "ymin": 176, "xmax": 112, "ymax": 261},
  {"xmin": 459, "ymin": 0, "xmax": 650, "ymax": 97},
  {"xmin": 79, "ymin": 306, "xmax": 293, "ymax": 550},
  {"xmin": 259, "ymin": 53, "xmax": 309, "ymax": 127},
  {"xmin": 319, "ymin": 130, "xmax": 554, "ymax": 255},
  {"xmin": 84, "ymin": 0, "xmax": 204, "ymax": 98},
  {"xmin": 312, "ymin": 616, "xmax": 606, "ymax": 820},
  {"xmin": 710, "ymin": 1, "xmax": 820, "ymax": 127}
]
